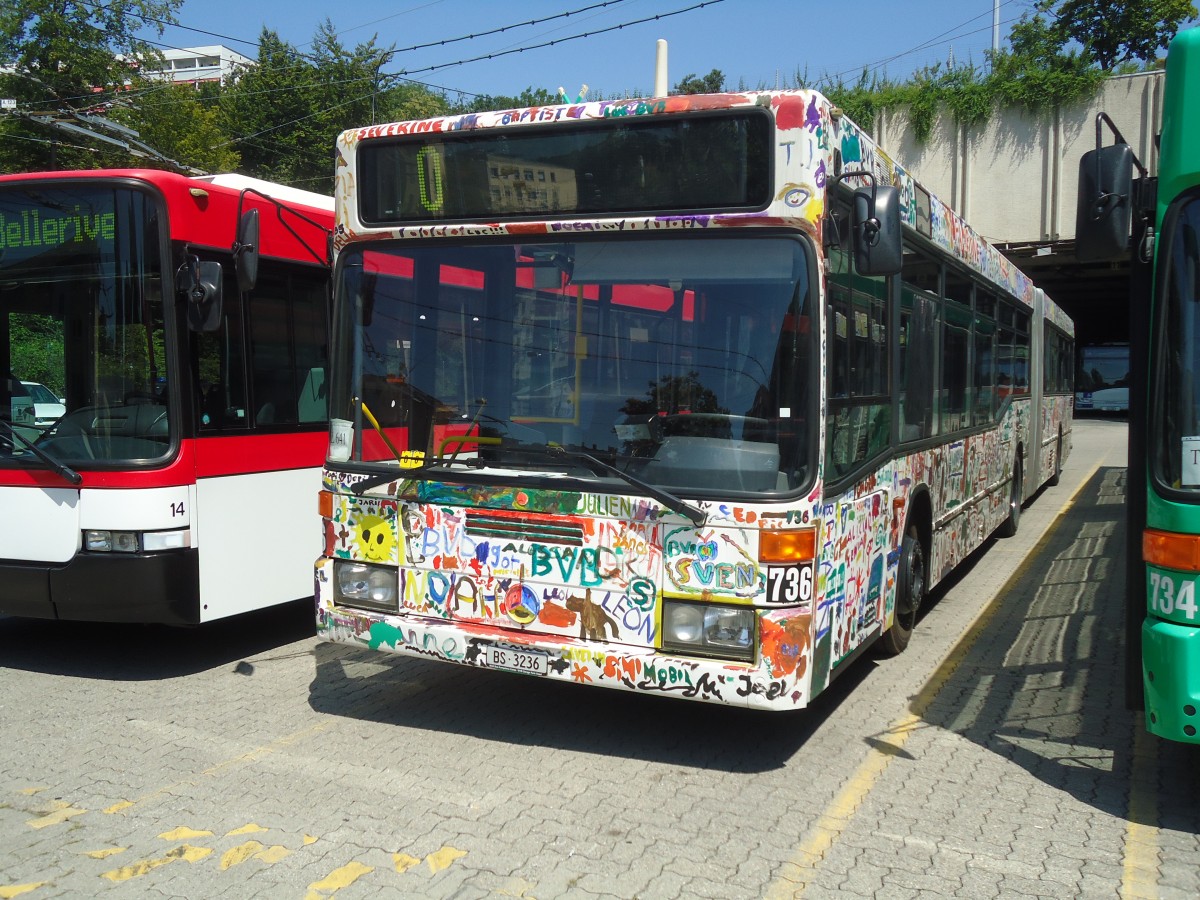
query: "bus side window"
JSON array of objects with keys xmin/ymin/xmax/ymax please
[
  {"xmin": 899, "ymin": 244, "xmax": 939, "ymax": 443},
  {"xmin": 825, "ymin": 243, "xmax": 891, "ymax": 481},
  {"xmin": 195, "ymin": 264, "xmax": 248, "ymax": 430},
  {"xmin": 249, "ymin": 268, "xmax": 330, "ymax": 427}
]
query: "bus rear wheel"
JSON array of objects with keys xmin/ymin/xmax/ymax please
[{"xmin": 879, "ymin": 531, "xmax": 925, "ymax": 656}]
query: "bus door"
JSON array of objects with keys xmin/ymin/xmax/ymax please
[
  {"xmin": 0, "ymin": 266, "xmax": 81, "ymax": 571},
  {"xmin": 190, "ymin": 255, "xmax": 330, "ymax": 619}
]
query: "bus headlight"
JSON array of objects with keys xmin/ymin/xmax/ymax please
[
  {"xmin": 85, "ymin": 530, "xmax": 140, "ymax": 552},
  {"xmin": 662, "ymin": 600, "xmax": 755, "ymax": 662},
  {"xmin": 333, "ymin": 560, "xmax": 398, "ymax": 613},
  {"xmin": 83, "ymin": 529, "xmax": 191, "ymax": 553}
]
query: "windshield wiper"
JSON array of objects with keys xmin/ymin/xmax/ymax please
[
  {"xmin": 547, "ymin": 445, "xmax": 707, "ymax": 527},
  {"xmin": 349, "ymin": 455, "xmax": 489, "ymax": 495},
  {"xmin": 0, "ymin": 420, "xmax": 83, "ymax": 485}
]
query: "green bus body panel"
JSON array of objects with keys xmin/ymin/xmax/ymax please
[
  {"xmin": 1157, "ymin": 28, "xmax": 1200, "ymax": 226},
  {"xmin": 1142, "ymin": 617, "xmax": 1200, "ymax": 742},
  {"xmin": 1142, "ymin": 27, "xmax": 1200, "ymax": 744}
]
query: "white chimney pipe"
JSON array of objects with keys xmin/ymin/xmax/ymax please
[{"xmin": 654, "ymin": 39, "xmax": 668, "ymax": 97}]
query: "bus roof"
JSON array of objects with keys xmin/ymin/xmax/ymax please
[
  {"xmin": 334, "ymin": 90, "xmax": 1044, "ymax": 309},
  {"xmin": 0, "ymin": 168, "xmax": 333, "ymax": 263}
]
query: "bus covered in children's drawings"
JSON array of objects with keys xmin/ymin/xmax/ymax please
[
  {"xmin": 315, "ymin": 91, "xmax": 1073, "ymax": 709},
  {"xmin": 0, "ymin": 169, "xmax": 333, "ymax": 624}
]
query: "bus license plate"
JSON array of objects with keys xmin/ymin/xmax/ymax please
[{"xmin": 486, "ymin": 644, "xmax": 548, "ymax": 676}]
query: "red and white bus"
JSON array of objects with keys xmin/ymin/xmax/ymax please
[
  {"xmin": 0, "ymin": 169, "xmax": 334, "ymax": 624},
  {"xmin": 315, "ymin": 92, "xmax": 1073, "ymax": 709}
]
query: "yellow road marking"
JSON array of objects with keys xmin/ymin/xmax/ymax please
[
  {"xmin": 393, "ymin": 853, "xmax": 420, "ymax": 873},
  {"xmin": 767, "ymin": 462, "xmax": 1102, "ymax": 898},
  {"xmin": 0, "ymin": 884, "xmax": 47, "ymax": 899},
  {"xmin": 157, "ymin": 826, "xmax": 213, "ymax": 840},
  {"xmin": 220, "ymin": 840, "xmax": 290, "ymax": 870},
  {"xmin": 17, "ymin": 787, "xmax": 46, "ymax": 796},
  {"xmin": 103, "ymin": 720, "xmax": 336, "ymax": 815},
  {"xmin": 83, "ymin": 847, "xmax": 126, "ymax": 859},
  {"xmin": 226, "ymin": 822, "xmax": 268, "ymax": 836},
  {"xmin": 426, "ymin": 846, "xmax": 468, "ymax": 874},
  {"xmin": 303, "ymin": 835, "xmax": 319, "ymax": 845},
  {"xmin": 1122, "ymin": 726, "xmax": 1160, "ymax": 899},
  {"xmin": 101, "ymin": 845, "xmax": 212, "ymax": 883},
  {"xmin": 307, "ymin": 860, "xmax": 373, "ymax": 895},
  {"xmin": 26, "ymin": 802, "xmax": 86, "ymax": 830}
]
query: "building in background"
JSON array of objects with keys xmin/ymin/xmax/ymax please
[{"xmin": 142, "ymin": 46, "xmax": 253, "ymax": 87}]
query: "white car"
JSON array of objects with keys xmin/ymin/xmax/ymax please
[{"xmin": 21, "ymin": 381, "xmax": 66, "ymax": 426}]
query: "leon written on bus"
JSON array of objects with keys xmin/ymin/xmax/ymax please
[
  {"xmin": 0, "ymin": 170, "xmax": 334, "ymax": 624},
  {"xmin": 315, "ymin": 91, "xmax": 1073, "ymax": 710}
]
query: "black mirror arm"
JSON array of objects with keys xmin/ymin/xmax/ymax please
[
  {"xmin": 235, "ymin": 187, "xmax": 332, "ymax": 267},
  {"xmin": 1092, "ymin": 111, "xmax": 1151, "ymax": 221}
]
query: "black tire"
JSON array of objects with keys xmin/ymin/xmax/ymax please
[
  {"xmin": 879, "ymin": 530, "xmax": 926, "ymax": 656},
  {"xmin": 997, "ymin": 458, "xmax": 1023, "ymax": 538}
]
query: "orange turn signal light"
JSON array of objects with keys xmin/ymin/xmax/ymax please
[
  {"xmin": 1143, "ymin": 528, "xmax": 1200, "ymax": 572},
  {"xmin": 759, "ymin": 528, "xmax": 816, "ymax": 563},
  {"xmin": 318, "ymin": 490, "xmax": 334, "ymax": 520}
]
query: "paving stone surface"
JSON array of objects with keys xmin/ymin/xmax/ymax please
[{"xmin": 2, "ymin": 418, "xmax": 1196, "ymax": 899}]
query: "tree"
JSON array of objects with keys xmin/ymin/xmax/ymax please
[
  {"xmin": 218, "ymin": 30, "xmax": 322, "ymax": 187},
  {"xmin": 451, "ymin": 87, "xmax": 560, "ymax": 115},
  {"xmin": 1037, "ymin": 0, "xmax": 1197, "ymax": 70},
  {"xmin": 674, "ymin": 70, "xmax": 725, "ymax": 94},
  {"xmin": 219, "ymin": 23, "xmax": 447, "ymax": 192},
  {"xmin": 0, "ymin": 0, "xmax": 183, "ymax": 171},
  {"xmin": 987, "ymin": 11, "xmax": 1102, "ymax": 112},
  {"xmin": 109, "ymin": 83, "xmax": 241, "ymax": 174}
]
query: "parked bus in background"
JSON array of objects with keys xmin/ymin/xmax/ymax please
[
  {"xmin": 1078, "ymin": 27, "xmax": 1200, "ymax": 743},
  {"xmin": 0, "ymin": 170, "xmax": 334, "ymax": 624},
  {"xmin": 1075, "ymin": 342, "xmax": 1130, "ymax": 413},
  {"xmin": 316, "ymin": 90, "xmax": 1073, "ymax": 710}
]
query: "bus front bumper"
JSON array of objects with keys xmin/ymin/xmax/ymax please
[
  {"xmin": 1142, "ymin": 617, "xmax": 1200, "ymax": 743},
  {"xmin": 0, "ymin": 550, "xmax": 200, "ymax": 625}
]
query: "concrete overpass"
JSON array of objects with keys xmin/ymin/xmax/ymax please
[{"xmin": 870, "ymin": 70, "xmax": 1163, "ymax": 347}]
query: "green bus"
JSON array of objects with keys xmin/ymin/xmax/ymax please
[{"xmin": 1078, "ymin": 27, "xmax": 1200, "ymax": 742}]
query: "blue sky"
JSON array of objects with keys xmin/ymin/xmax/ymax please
[{"xmin": 151, "ymin": 0, "xmax": 1042, "ymax": 101}]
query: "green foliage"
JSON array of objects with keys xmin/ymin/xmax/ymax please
[
  {"xmin": 8, "ymin": 315, "xmax": 64, "ymax": 394},
  {"xmin": 218, "ymin": 23, "xmax": 448, "ymax": 191},
  {"xmin": 0, "ymin": 0, "xmax": 183, "ymax": 172},
  {"xmin": 450, "ymin": 87, "xmax": 561, "ymax": 114},
  {"xmin": 818, "ymin": 7, "xmax": 1113, "ymax": 143},
  {"xmin": 1036, "ymin": 0, "xmax": 1197, "ymax": 71},
  {"xmin": 110, "ymin": 84, "xmax": 241, "ymax": 174},
  {"xmin": 675, "ymin": 70, "xmax": 726, "ymax": 94}
]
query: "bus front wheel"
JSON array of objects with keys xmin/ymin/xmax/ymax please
[{"xmin": 879, "ymin": 530, "xmax": 925, "ymax": 656}]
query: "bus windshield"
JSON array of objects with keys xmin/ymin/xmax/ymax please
[
  {"xmin": 332, "ymin": 234, "xmax": 814, "ymax": 494},
  {"xmin": 1154, "ymin": 190, "xmax": 1200, "ymax": 492},
  {"xmin": 0, "ymin": 183, "xmax": 171, "ymax": 466}
]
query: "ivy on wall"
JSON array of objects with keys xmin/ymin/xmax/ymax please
[{"xmin": 819, "ymin": 59, "xmax": 1106, "ymax": 144}]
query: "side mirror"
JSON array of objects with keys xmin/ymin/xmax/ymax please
[
  {"xmin": 853, "ymin": 184, "xmax": 903, "ymax": 276},
  {"xmin": 177, "ymin": 258, "xmax": 224, "ymax": 332},
  {"xmin": 234, "ymin": 208, "xmax": 260, "ymax": 292},
  {"xmin": 1076, "ymin": 143, "xmax": 1133, "ymax": 262}
]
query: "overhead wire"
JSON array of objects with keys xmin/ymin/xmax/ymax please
[
  {"xmin": 14, "ymin": 1, "xmax": 1036, "ymax": 175},
  {"xmin": 833, "ymin": 0, "xmax": 1026, "ymax": 80}
]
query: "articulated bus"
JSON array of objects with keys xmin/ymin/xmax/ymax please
[
  {"xmin": 1078, "ymin": 27, "xmax": 1200, "ymax": 742},
  {"xmin": 316, "ymin": 91, "xmax": 1073, "ymax": 709},
  {"xmin": 1075, "ymin": 342, "xmax": 1130, "ymax": 413},
  {"xmin": 0, "ymin": 169, "xmax": 334, "ymax": 624}
]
